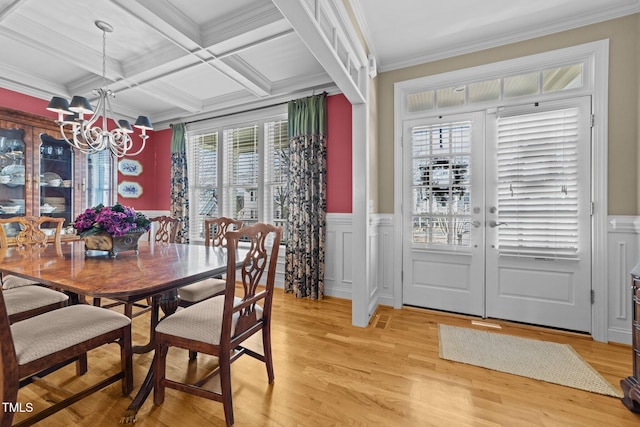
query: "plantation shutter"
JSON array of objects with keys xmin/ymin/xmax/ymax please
[
  {"xmin": 222, "ymin": 125, "xmax": 259, "ymax": 224},
  {"xmin": 186, "ymin": 132, "xmax": 218, "ymax": 241},
  {"xmin": 264, "ymin": 119, "xmax": 289, "ymax": 236},
  {"xmin": 496, "ymin": 106, "xmax": 582, "ymax": 259}
]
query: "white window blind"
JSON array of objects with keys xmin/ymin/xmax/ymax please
[
  {"xmin": 264, "ymin": 120, "xmax": 289, "ymax": 238},
  {"xmin": 222, "ymin": 125, "xmax": 259, "ymax": 226},
  {"xmin": 187, "ymin": 132, "xmax": 219, "ymax": 241},
  {"xmin": 496, "ymin": 107, "xmax": 581, "ymax": 258},
  {"xmin": 86, "ymin": 151, "xmax": 114, "ymax": 207}
]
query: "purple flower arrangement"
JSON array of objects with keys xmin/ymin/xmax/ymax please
[{"xmin": 74, "ymin": 203, "xmax": 151, "ymax": 237}]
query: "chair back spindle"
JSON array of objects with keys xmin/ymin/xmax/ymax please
[
  {"xmin": 149, "ymin": 215, "xmax": 179, "ymax": 244},
  {"xmin": 0, "ymin": 216, "xmax": 64, "ymax": 250},
  {"xmin": 204, "ymin": 217, "xmax": 243, "ymax": 248},
  {"xmin": 224, "ymin": 223, "xmax": 282, "ymax": 340}
]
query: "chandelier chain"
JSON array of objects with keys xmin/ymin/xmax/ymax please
[{"xmin": 102, "ymin": 27, "xmax": 107, "ymax": 88}]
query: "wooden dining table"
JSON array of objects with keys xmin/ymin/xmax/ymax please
[{"xmin": 0, "ymin": 240, "xmax": 241, "ymax": 423}]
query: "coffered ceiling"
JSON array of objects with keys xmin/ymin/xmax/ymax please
[{"xmin": 0, "ymin": 0, "xmax": 638, "ymax": 130}]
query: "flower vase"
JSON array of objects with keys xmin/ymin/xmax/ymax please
[{"xmin": 82, "ymin": 229, "xmax": 146, "ymax": 257}]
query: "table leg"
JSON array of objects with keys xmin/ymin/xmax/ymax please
[
  {"xmin": 121, "ymin": 290, "xmax": 180, "ymax": 423},
  {"xmin": 132, "ymin": 295, "xmax": 161, "ymax": 354}
]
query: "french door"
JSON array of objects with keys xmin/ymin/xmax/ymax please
[{"xmin": 402, "ymin": 97, "xmax": 592, "ymax": 332}]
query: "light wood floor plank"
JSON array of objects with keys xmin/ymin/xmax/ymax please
[{"xmin": 11, "ymin": 292, "xmax": 640, "ymax": 426}]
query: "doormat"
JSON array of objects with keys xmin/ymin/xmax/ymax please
[{"xmin": 438, "ymin": 324, "xmax": 622, "ymax": 398}]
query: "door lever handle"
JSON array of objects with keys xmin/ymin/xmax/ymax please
[
  {"xmin": 471, "ymin": 220, "xmax": 481, "ymax": 228},
  {"xmin": 489, "ymin": 220, "xmax": 508, "ymax": 228}
]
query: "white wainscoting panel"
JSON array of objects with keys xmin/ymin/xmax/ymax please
[
  {"xmin": 323, "ymin": 213, "xmax": 354, "ymax": 299},
  {"xmin": 607, "ymin": 216, "xmax": 640, "ymax": 344},
  {"xmin": 374, "ymin": 215, "xmax": 395, "ymax": 307},
  {"xmin": 322, "ymin": 213, "xmax": 395, "ymax": 310}
]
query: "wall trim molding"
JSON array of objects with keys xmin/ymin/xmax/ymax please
[{"xmin": 608, "ymin": 215, "xmax": 640, "ymax": 233}]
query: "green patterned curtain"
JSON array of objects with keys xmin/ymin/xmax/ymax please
[
  {"xmin": 285, "ymin": 94, "xmax": 327, "ymax": 299},
  {"xmin": 170, "ymin": 123, "xmax": 189, "ymax": 243}
]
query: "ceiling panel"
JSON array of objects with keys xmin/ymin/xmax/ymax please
[
  {"xmin": 161, "ymin": 63, "xmax": 247, "ymax": 100},
  {"xmin": 237, "ymin": 33, "xmax": 321, "ymax": 83}
]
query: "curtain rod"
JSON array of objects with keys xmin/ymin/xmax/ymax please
[{"xmin": 182, "ymin": 92, "xmax": 328, "ymax": 126}]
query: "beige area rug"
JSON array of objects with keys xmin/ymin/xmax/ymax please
[{"xmin": 438, "ymin": 324, "xmax": 622, "ymax": 398}]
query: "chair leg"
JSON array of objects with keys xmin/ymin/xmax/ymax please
[
  {"xmin": 124, "ymin": 303, "xmax": 133, "ymax": 319},
  {"xmin": 189, "ymin": 350, "xmax": 197, "ymax": 360},
  {"xmin": 153, "ymin": 344, "xmax": 169, "ymax": 405},
  {"xmin": 1, "ymin": 370, "xmax": 19, "ymax": 427},
  {"xmin": 262, "ymin": 323, "xmax": 274, "ymax": 383},
  {"xmin": 219, "ymin": 351, "xmax": 234, "ymax": 427},
  {"xmin": 121, "ymin": 325, "xmax": 133, "ymax": 395},
  {"xmin": 76, "ymin": 353, "xmax": 88, "ymax": 375}
]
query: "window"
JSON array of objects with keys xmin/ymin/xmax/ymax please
[
  {"xmin": 186, "ymin": 108, "xmax": 288, "ymax": 243},
  {"xmin": 223, "ymin": 125, "xmax": 259, "ymax": 226},
  {"xmin": 404, "ymin": 62, "xmax": 585, "ymax": 113},
  {"xmin": 410, "ymin": 121, "xmax": 471, "ymax": 246},
  {"xmin": 86, "ymin": 150, "xmax": 114, "ymax": 207}
]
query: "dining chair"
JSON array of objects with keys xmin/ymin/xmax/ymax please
[
  {"xmin": 154, "ymin": 222, "xmax": 282, "ymax": 427},
  {"xmin": 148, "ymin": 215, "xmax": 180, "ymax": 244},
  {"xmin": 0, "ymin": 286, "xmax": 133, "ymax": 427},
  {"xmin": 0, "ymin": 216, "xmax": 69, "ymax": 324},
  {"xmin": 177, "ymin": 217, "xmax": 243, "ymax": 307}
]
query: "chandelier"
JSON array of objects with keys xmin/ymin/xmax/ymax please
[{"xmin": 46, "ymin": 20, "xmax": 152, "ymax": 158}]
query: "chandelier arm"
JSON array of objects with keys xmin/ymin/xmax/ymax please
[
  {"xmin": 109, "ymin": 128, "xmax": 133, "ymax": 158},
  {"xmin": 60, "ymin": 121, "xmax": 107, "ymax": 154},
  {"xmin": 58, "ymin": 124, "xmax": 99, "ymax": 155},
  {"xmin": 122, "ymin": 135, "xmax": 147, "ymax": 157}
]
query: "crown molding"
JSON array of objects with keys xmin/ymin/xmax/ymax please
[{"xmin": 379, "ymin": 2, "xmax": 640, "ymax": 72}]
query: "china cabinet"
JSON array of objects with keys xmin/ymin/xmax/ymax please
[
  {"xmin": 0, "ymin": 106, "xmax": 83, "ymax": 231},
  {"xmin": 621, "ymin": 263, "xmax": 640, "ymax": 412}
]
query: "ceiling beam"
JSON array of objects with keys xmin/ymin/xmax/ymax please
[
  {"xmin": 109, "ymin": 0, "xmax": 282, "ymax": 97},
  {"xmin": 272, "ymin": 0, "xmax": 365, "ymax": 104}
]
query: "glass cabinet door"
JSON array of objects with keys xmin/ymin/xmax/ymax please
[
  {"xmin": 0, "ymin": 127, "xmax": 27, "ymax": 220},
  {"xmin": 39, "ymin": 133, "xmax": 73, "ymax": 224}
]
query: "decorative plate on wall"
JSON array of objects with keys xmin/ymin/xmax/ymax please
[
  {"xmin": 118, "ymin": 181, "xmax": 143, "ymax": 198},
  {"xmin": 118, "ymin": 159, "xmax": 142, "ymax": 176}
]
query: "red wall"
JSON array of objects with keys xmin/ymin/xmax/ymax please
[
  {"xmin": 0, "ymin": 87, "xmax": 50, "ymax": 116},
  {"xmin": 326, "ymin": 94, "xmax": 352, "ymax": 213},
  {"xmin": 125, "ymin": 128, "xmax": 171, "ymax": 210},
  {"xmin": 0, "ymin": 88, "xmax": 353, "ymax": 214}
]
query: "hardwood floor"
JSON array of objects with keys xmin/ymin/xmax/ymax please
[{"xmin": 12, "ymin": 292, "xmax": 640, "ymax": 426}]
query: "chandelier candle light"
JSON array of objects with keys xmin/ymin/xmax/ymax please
[{"xmin": 46, "ymin": 20, "xmax": 153, "ymax": 158}]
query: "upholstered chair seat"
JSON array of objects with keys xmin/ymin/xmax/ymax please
[
  {"xmin": 11, "ymin": 304, "xmax": 131, "ymax": 364},
  {"xmin": 156, "ymin": 295, "xmax": 263, "ymax": 345},
  {"xmin": 4, "ymin": 285, "xmax": 69, "ymax": 322},
  {"xmin": 176, "ymin": 278, "xmax": 226, "ymax": 305}
]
